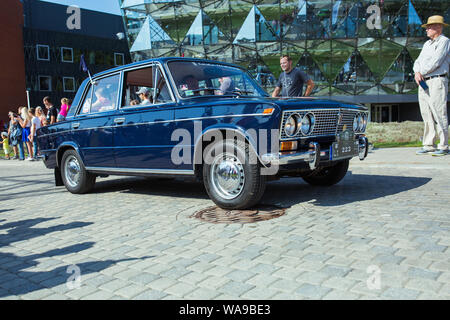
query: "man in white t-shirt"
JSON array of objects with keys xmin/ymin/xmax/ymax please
[{"xmin": 28, "ymin": 107, "xmax": 42, "ymax": 160}]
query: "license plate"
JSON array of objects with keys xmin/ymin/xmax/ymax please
[{"xmin": 331, "ymin": 130, "xmax": 358, "ymax": 160}]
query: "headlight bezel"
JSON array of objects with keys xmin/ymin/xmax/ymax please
[
  {"xmin": 300, "ymin": 112, "xmax": 315, "ymax": 136},
  {"xmin": 284, "ymin": 114, "xmax": 299, "ymax": 137}
]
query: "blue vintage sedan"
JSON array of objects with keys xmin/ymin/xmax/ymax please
[{"xmin": 37, "ymin": 57, "xmax": 369, "ymax": 209}]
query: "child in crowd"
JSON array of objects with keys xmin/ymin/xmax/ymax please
[
  {"xmin": 1, "ymin": 132, "xmax": 11, "ymax": 160},
  {"xmin": 36, "ymin": 106, "xmax": 47, "ymax": 127},
  {"xmin": 57, "ymin": 98, "xmax": 71, "ymax": 122}
]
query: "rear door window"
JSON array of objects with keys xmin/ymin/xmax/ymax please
[{"xmin": 78, "ymin": 74, "xmax": 121, "ymax": 115}]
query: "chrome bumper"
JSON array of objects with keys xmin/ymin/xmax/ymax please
[{"xmin": 262, "ymin": 137, "xmax": 369, "ymax": 170}]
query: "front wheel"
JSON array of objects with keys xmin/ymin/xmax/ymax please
[
  {"xmin": 61, "ymin": 150, "xmax": 96, "ymax": 194},
  {"xmin": 203, "ymin": 139, "xmax": 266, "ymax": 209},
  {"xmin": 302, "ymin": 159, "xmax": 349, "ymax": 186}
]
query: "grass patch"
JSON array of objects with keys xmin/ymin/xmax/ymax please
[{"xmin": 373, "ymin": 141, "xmax": 422, "ymax": 148}]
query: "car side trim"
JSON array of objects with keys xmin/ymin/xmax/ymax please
[
  {"xmin": 84, "ymin": 167, "xmax": 195, "ymax": 176},
  {"xmin": 37, "ymin": 112, "xmax": 274, "ymax": 138}
]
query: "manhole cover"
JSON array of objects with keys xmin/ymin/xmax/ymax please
[{"xmin": 191, "ymin": 205, "xmax": 286, "ymax": 224}]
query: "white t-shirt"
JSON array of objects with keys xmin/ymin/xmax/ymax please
[{"xmin": 32, "ymin": 116, "xmax": 42, "ymax": 136}]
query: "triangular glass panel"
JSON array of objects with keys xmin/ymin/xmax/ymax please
[
  {"xmin": 148, "ymin": 4, "xmax": 179, "ymax": 43},
  {"xmin": 358, "ymin": 39, "xmax": 403, "ymax": 82},
  {"xmin": 257, "ymin": 42, "xmax": 282, "ymax": 79},
  {"xmin": 407, "ymin": 0, "xmax": 423, "ymax": 37},
  {"xmin": 380, "ymin": 49, "xmax": 412, "ymax": 94},
  {"xmin": 205, "ymin": 1, "xmax": 253, "ymax": 40},
  {"xmin": 175, "ymin": 6, "xmax": 202, "ymax": 44},
  {"xmin": 308, "ymin": 40, "xmax": 354, "ymax": 82},
  {"xmin": 383, "ymin": 1, "xmax": 409, "ymax": 37},
  {"xmin": 390, "ymin": 37, "xmax": 408, "ymax": 46},
  {"xmin": 353, "ymin": 50, "xmax": 376, "ymax": 94},
  {"xmin": 280, "ymin": 0, "xmax": 306, "ymax": 38},
  {"xmin": 130, "ymin": 16, "xmax": 151, "ymax": 52},
  {"xmin": 333, "ymin": 53, "xmax": 356, "ymax": 95},
  {"xmin": 331, "ymin": 1, "xmax": 362, "ymax": 39},
  {"xmin": 234, "ymin": 5, "xmax": 278, "ymax": 44},
  {"xmin": 122, "ymin": 9, "xmax": 148, "ymax": 45},
  {"xmin": 411, "ymin": 0, "xmax": 449, "ymax": 26},
  {"xmin": 121, "ymin": 0, "xmax": 151, "ymax": 10},
  {"xmin": 406, "ymin": 37, "xmax": 425, "ymax": 61},
  {"xmin": 182, "ymin": 11, "xmax": 204, "ymax": 46},
  {"xmin": 284, "ymin": 1, "xmax": 329, "ymax": 41},
  {"xmin": 297, "ymin": 51, "xmax": 328, "ymax": 87},
  {"xmin": 357, "ymin": 37, "xmax": 376, "ymax": 47}
]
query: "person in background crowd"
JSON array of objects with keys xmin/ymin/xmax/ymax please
[
  {"xmin": 1, "ymin": 132, "xmax": 10, "ymax": 160},
  {"xmin": 8, "ymin": 111, "xmax": 24, "ymax": 160},
  {"xmin": 28, "ymin": 107, "xmax": 41, "ymax": 160},
  {"xmin": 17, "ymin": 106, "xmax": 33, "ymax": 161},
  {"xmin": 414, "ymin": 15, "xmax": 449, "ymax": 156},
  {"xmin": 43, "ymin": 96, "xmax": 58, "ymax": 125},
  {"xmin": 272, "ymin": 55, "xmax": 315, "ymax": 98},
  {"xmin": 36, "ymin": 106, "xmax": 46, "ymax": 127},
  {"xmin": 57, "ymin": 97, "xmax": 70, "ymax": 122}
]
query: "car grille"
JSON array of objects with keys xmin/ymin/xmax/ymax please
[{"xmin": 280, "ymin": 108, "xmax": 367, "ymax": 140}]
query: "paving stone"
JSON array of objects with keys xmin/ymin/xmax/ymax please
[
  {"xmin": 295, "ymin": 284, "xmax": 332, "ymax": 299},
  {"xmin": 381, "ymin": 287, "xmax": 420, "ymax": 300},
  {"xmin": 218, "ymin": 281, "xmax": 254, "ymax": 297}
]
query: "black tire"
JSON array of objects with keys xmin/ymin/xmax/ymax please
[
  {"xmin": 202, "ymin": 139, "xmax": 266, "ymax": 209},
  {"xmin": 302, "ymin": 159, "xmax": 349, "ymax": 186},
  {"xmin": 60, "ymin": 149, "xmax": 96, "ymax": 194}
]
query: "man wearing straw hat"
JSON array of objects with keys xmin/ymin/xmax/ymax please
[{"xmin": 414, "ymin": 15, "xmax": 449, "ymax": 156}]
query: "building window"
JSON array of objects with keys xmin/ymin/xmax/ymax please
[
  {"xmin": 114, "ymin": 53, "xmax": 125, "ymax": 66},
  {"xmin": 61, "ymin": 47, "xmax": 74, "ymax": 63},
  {"xmin": 39, "ymin": 76, "xmax": 52, "ymax": 91},
  {"xmin": 37, "ymin": 45, "xmax": 50, "ymax": 61},
  {"xmin": 63, "ymin": 77, "xmax": 76, "ymax": 92}
]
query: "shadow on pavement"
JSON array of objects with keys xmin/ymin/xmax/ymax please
[
  {"xmin": 90, "ymin": 173, "xmax": 431, "ymax": 208},
  {"xmin": 93, "ymin": 176, "xmax": 209, "ymax": 200},
  {"xmin": 263, "ymin": 173, "xmax": 432, "ymax": 207},
  {"xmin": 0, "ymin": 218, "xmax": 153, "ymax": 298}
]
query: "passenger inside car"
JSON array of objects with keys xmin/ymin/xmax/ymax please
[{"xmin": 91, "ymin": 87, "xmax": 114, "ymax": 112}]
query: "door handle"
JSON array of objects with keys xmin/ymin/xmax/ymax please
[
  {"xmin": 72, "ymin": 122, "xmax": 80, "ymax": 129},
  {"xmin": 114, "ymin": 118, "xmax": 125, "ymax": 125}
]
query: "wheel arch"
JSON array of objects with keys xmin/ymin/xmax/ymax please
[
  {"xmin": 56, "ymin": 142, "xmax": 85, "ymax": 168},
  {"xmin": 192, "ymin": 126, "xmax": 265, "ymax": 179}
]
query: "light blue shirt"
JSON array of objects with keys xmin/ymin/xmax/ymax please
[{"xmin": 413, "ymin": 34, "xmax": 450, "ymax": 77}]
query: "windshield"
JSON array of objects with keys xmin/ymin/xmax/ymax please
[{"xmin": 167, "ymin": 61, "xmax": 268, "ymax": 98}]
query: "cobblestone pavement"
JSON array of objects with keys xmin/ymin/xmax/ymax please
[{"xmin": 0, "ymin": 148, "xmax": 449, "ymax": 300}]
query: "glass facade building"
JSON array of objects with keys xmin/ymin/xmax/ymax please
[{"xmin": 119, "ymin": 0, "xmax": 449, "ymax": 122}]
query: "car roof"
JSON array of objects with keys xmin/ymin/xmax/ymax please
[{"xmin": 93, "ymin": 57, "xmax": 244, "ymax": 79}]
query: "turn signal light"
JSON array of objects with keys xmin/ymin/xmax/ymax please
[
  {"xmin": 280, "ymin": 141, "xmax": 298, "ymax": 151},
  {"xmin": 263, "ymin": 108, "xmax": 274, "ymax": 114}
]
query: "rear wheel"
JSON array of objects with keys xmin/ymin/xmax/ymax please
[
  {"xmin": 61, "ymin": 150, "xmax": 96, "ymax": 194},
  {"xmin": 203, "ymin": 139, "xmax": 266, "ymax": 209},
  {"xmin": 302, "ymin": 159, "xmax": 349, "ymax": 186}
]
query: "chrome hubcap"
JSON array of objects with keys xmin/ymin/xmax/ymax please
[
  {"xmin": 211, "ymin": 154, "xmax": 245, "ymax": 200},
  {"xmin": 65, "ymin": 155, "xmax": 81, "ymax": 188}
]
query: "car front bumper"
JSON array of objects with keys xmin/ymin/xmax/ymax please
[{"xmin": 261, "ymin": 136, "xmax": 369, "ymax": 170}]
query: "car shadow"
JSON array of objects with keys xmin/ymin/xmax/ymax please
[
  {"xmin": 93, "ymin": 176, "xmax": 209, "ymax": 200},
  {"xmin": 0, "ymin": 217, "xmax": 154, "ymax": 298},
  {"xmin": 90, "ymin": 173, "xmax": 431, "ymax": 208},
  {"xmin": 263, "ymin": 172, "xmax": 432, "ymax": 207}
]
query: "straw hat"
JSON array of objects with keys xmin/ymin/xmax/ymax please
[{"xmin": 421, "ymin": 15, "xmax": 449, "ymax": 28}]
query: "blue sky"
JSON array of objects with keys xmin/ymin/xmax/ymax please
[{"xmin": 40, "ymin": 0, "xmax": 122, "ymax": 15}]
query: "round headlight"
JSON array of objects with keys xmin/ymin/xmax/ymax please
[
  {"xmin": 353, "ymin": 114, "xmax": 359, "ymax": 132},
  {"xmin": 361, "ymin": 113, "xmax": 367, "ymax": 132},
  {"xmin": 358, "ymin": 114, "xmax": 364, "ymax": 132},
  {"xmin": 284, "ymin": 115, "xmax": 297, "ymax": 137},
  {"xmin": 301, "ymin": 113, "xmax": 314, "ymax": 135}
]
